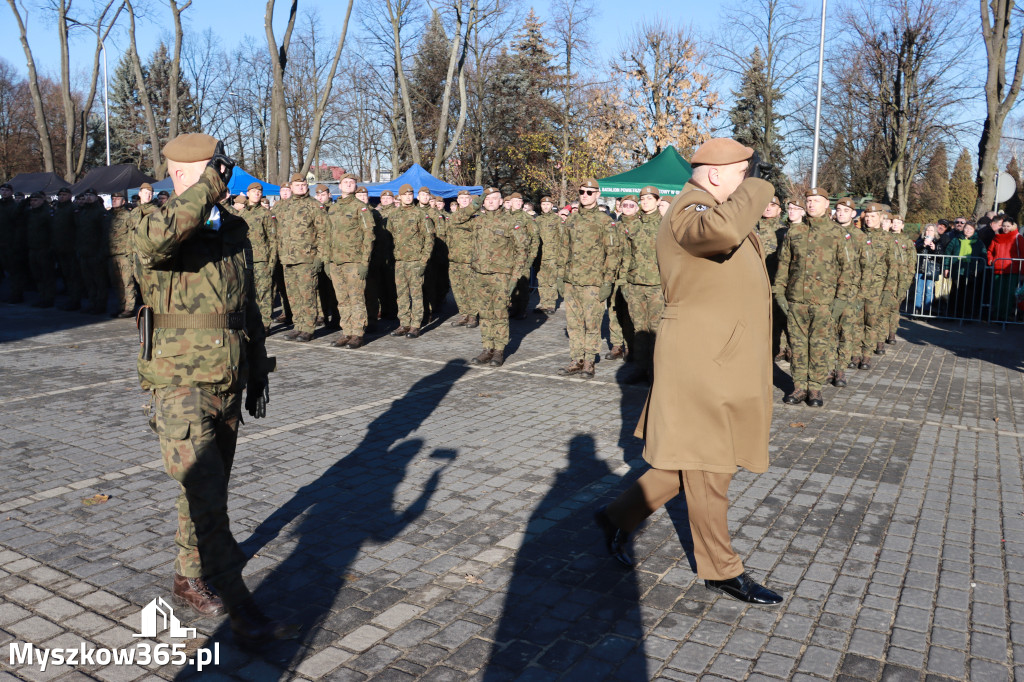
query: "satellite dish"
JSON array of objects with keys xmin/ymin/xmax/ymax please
[{"xmin": 995, "ymin": 171, "xmax": 1016, "ymax": 204}]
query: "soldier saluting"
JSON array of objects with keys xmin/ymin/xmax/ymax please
[{"xmin": 133, "ymin": 133, "xmax": 292, "ymax": 646}]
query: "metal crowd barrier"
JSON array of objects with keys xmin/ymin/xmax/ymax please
[{"xmin": 903, "ymin": 254, "xmax": 1024, "ymax": 325}]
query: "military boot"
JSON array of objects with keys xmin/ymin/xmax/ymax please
[
  {"xmin": 833, "ymin": 370, "xmax": 847, "ymax": 388},
  {"xmin": 465, "ymin": 315, "xmax": 479, "ymax": 328},
  {"xmin": 806, "ymin": 390, "xmax": 824, "ymax": 407},
  {"xmin": 172, "ymin": 574, "xmax": 225, "ymax": 616},
  {"xmin": 450, "ymin": 315, "xmax": 467, "ymax": 327},
  {"xmin": 405, "ymin": 327, "xmax": 421, "ymax": 338},
  {"xmin": 782, "ymin": 389, "xmax": 807, "ymax": 405},
  {"xmin": 330, "ymin": 335, "xmax": 351, "ymax": 348},
  {"xmin": 271, "ymin": 312, "xmax": 289, "ymax": 324},
  {"xmin": 874, "ymin": 342, "xmax": 886, "ymax": 355},
  {"xmin": 471, "ymin": 349, "xmax": 493, "ymax": 365},
  {"xmin": 581, "ymin": 360, "xmax": 596, "ymax": 378},
  {"xmin": 848, "ymin": 356, "xmax": 859, "ymax": 370},
  {"xmin": 858, "ymin": 357, "xmax": 872, "ymax": 370},
  {"xmin": 390, "ymin": 326, "xmax": 410, "ymax": 337},
  {"xmin": 885, "ymin": 333, "xmax": 896, "ymax": 345},
  {"xmin": 292, "ymin": 331, "xmax": 312, "ymax": 342},
  {"xmin": 558, "ymin": 359, "xmax": 584, "ymax": 376},
  {"xmin": 346, "ymin": 335, "xmax": 363, "ymax": 349},
  {"xmin": 489, "ymin": 350, "xmax": 505, "ymax": 367},
  {"xmin": 604, "ymin": 345, "xmax": 626, "ymax": 360}
]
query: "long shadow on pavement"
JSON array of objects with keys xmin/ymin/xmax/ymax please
[
  {"xmin": 174, "ymin": 359, "xmax": 470, "ymax": 679},
  {"xmin": 483, "ymin": 434, "xmax": 648, "ymax": 681}
]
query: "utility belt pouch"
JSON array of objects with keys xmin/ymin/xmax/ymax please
[{"xmin": 137, "ymin": 305, "xmax": 154, "ymax": 361}]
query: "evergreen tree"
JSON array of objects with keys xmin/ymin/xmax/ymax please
[
  {"xmin": 908, "ymin": 143, "xmax": 949, "ymax": 223},
  {"xmin": 409, "ymin": 12, "xmax": 451, "ymax": 165},
  {"xmin": 948, "ymin": 148, "xmax": 978, "ymax": 219},
  {"xmin": 729, "ymin": 47, "xmax": 785, "ymax": 189}
]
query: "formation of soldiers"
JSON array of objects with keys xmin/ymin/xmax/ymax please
[{"xmin": 757, "ymin": 191, "xmax": 916, "ymax": 407}]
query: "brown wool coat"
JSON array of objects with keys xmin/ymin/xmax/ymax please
[{"xmin": 635, "ymin": 177, "xmax": 775, "ymax": 474}]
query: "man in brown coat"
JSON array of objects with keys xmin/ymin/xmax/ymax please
[{"xmin": 596, "ymin": 138, "xmax": 782, "ymax": 606}]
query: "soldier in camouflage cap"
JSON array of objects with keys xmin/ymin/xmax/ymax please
[
  {"xmin": 557, "ymin": 178, "xmax": 620, "ymax": 378},
  {"xmin": 106, "ymin": 191, "xmax": 139, "ymax": 317},
  {"xmin": 887, "ymin": 216, "xmax": 915, "ymax": 343},
  {"xmin": 621, "ymin": 185, "xmax": 665, "ymax": 383},
  {"xmin": 507, "ymin": 192, "xmax": 538, "ymax": 320},
  {"xmin": 442, "ymin": 189, "xmax": 479, "ymax": 327},
  {"xmin": 133, "ymin": 132, "xmax": 292, "ymax": 646},
  {"xmin": 25, "ymin": 191, "xmax": 55, "ymax": 307},
  {"xmin": 856, "ymin": 203, "xmax": 892, "ymax": 369},
  {"xmin": 606, "ymin": 195, "xmax": 637, "ymax": 362},
  {"xmin": 387, "ymin": 184, "xmax": 434, "ymax": 337},
  {"xmin": 325, "ymin": 171, "xmax": 375, "ymax": 348},
  {"xmin": 236, "ymin": 182, "xmax": 279, "ymax": 331},
  {"xmin": 534, "ymin": 195, "xmax": 564, "ymax": 313},
  {"xmin": 276, "ymin": 172, "xmax": 328, "ymax": 341},
  {"xmin": 832, "ymin": 197, "xmax": 866, "ymax": 383},
  {"xmin": 51, "ymin": 187, "xmax": 82, "ymax": 309},
  {"xmin": 774, "ymin": 187, "xmax": 853, "ymax": 406},
  {"xmin": 74, "ymin": 187, "xmax": 110, "ymax": 314}
]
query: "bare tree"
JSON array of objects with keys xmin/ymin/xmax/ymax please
[
  {"xmin": 386, "ymin": 0, "xmax": 422, "ymax": 167},
  {"xmin": 265, "ymin": 0, "xmax": 299, "ymax": 183},
  {"xmin": 167, "ymin": 0, "xmax": 192, "ymax": 142},
  {"xmin": 6, "ymin": 0, "xmax": 55, "ymax": 173},
  {"xmin": 125, "ymin": 0, "xmax": 163, "ymax": 177},
  {"xmin": 977, "ymin": 0, "xmax": 1024, "ymax": 216},
  {"xmin": 550, "ymin": 0, "xmax": 597, "ymax": 203}
]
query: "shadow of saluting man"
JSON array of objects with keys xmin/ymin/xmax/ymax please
[
  {"xmin": 484, "ymin": 434, "xmax": 647, "ymax": 680},
  {"xmin": 176, "ymin": 359, "xmax": 469, "ymax": 679}
]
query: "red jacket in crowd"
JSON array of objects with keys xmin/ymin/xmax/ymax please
[{"xmin": 988, "ymin": 229, "xmax": 1024, "ymax": 274}]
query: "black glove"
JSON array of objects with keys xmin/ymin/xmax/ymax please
[
  {"xmin": 207, "ymin": 141, "xmax": 236, "ymax": 185},
  {"xmin": 748, "ymin": 151, "xmax": 772, "ymax": 180},
  {"xmin": 245, "ymin": 379, "xmax": 269, "ymax": 419}
]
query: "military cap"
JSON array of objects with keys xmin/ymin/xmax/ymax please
[
  {"xmin": 835, "ymin": 197, "xmax": 855, "ymax": 209},
  {"xmin": 247, "ymin": 182, "xmax": 262, "ymax": 192},
  {"xmin": 162, "ymin": 132, "xmax": 219, "ymax": 162},
  {"xmin": 157, "ymin": 190, "xmax": 170, "ymax": 197},
  {"xmin": 882, "ymin": 212, "xmax": 894, "ymax": 221},
  {"xmin": 579, "ymin": 178, "xmax": 599, "ymax": 189},
  {"xmin": 355, "ymin": 185, "xmax": 369, "ymax": 194},
  {"xmin": 639, "ymin": 185, "xmax": 660, "ymax": 198},
  {"xmin": 690, "ymin": 138, "xmax": 753, "ymax": 166},
  {"xmin": 862, "ymin": 202, "xmax": 884, "ymax": 213},
  {"xmin": 29, "ymin": 191, "xmax": 45, "ymax": 200},
  {"xmin": 341, "ymin": 172, "xmax": 359, "ymax": 182},
  {"xmin": 508, "ymin": 192, "xmax": 522, "ymax": 200},
  {"xmin": 289, "ymin": 172, "xmax": 305, "ymax": 183},
  {"xmin": 81, "ymin": 187, "xmax": 98, "ymax": 195},
  {"xmin": 139, "ymin": 182, "xmax": 153, "ymax": 191},
  {"xmin": 381, "ymin": 190, "xmax": 394, "ymax": 197},
  {"xmin": 0, "ymin": 183, "xmax": 12, "ymax": 190},
  {"xmin": 233, "ymin": 194, "xmax": 247, "ymax": 204},
  {"xmin": 431, "ymin": 194, "xmax": 442, "ymax": 201},
  {"xmin": 457, "ymin": 190, "xmax": 470, "ymax": 197},
  {"xmin": 540, "ymin": 196, "xmax": 553, "ymax": 203},
  {"xmin": 417, "ymin": 186, "xmax": 430, "ymax": 194},
  {"xmin": 111, "ymin": 190, "xmax": 126, "ymax": 199},
  {"xmin": 314, "ymin": 184, "xmax": 330, "ymax": 193},
  {"xmin": 806, "ymin": 187, "xmax": 829, "ymax": 199},
  {"xmin": 398, "ymin": 184, "xmax": 413, "ymax": 195},
  {"xmin": 484, "ymin": 186, "xmax": 501, "ymax": 196},
  {"xmin": 769, "ymin": 195, "xmax": 781, "ymax": 207},
  {"xmin": 620, "ymin": 194, "xmax": 638, "ymax": 203},
  {"xmin": 786, "ymin": 198, "xmax": 804, "ymax": 209}
]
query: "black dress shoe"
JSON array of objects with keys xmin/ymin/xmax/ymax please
[
  {"xmin": 594, "ymin": 506, "xmax": 634, "ymax": 568},
  {"xmin": 705, "ymin": 572, "xmax": 783, "ymax": 605}
]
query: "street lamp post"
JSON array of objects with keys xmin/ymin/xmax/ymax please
[
  {"xmin": 810, "ymin": 0, "xmax": 827, "ymax": 189},
  {"xmin": 101, "ymin": 37, "xmax": 110, "ymax": 166}
]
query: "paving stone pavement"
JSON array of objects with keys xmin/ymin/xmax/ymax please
[{"xmin": 1, "ymin": 298, "xmax": 1023, "ymax": 682}]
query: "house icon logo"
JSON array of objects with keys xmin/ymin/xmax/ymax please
[{"xmin": 133, "ymin": 597, "xmax": 196, "ymax": 639}]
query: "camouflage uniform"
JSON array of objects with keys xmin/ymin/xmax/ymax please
[
  {"xmin": 276, "ymin": 194, "xmax": 326, "ymax": 334},
  {"xmin": 535, "ymin": 211, "xmax": 563, "ymax": 310},
  {"xmin": 558, "ymin": 205, "xmax": 619, "ymax": 362},
  {"xmin": 623, "ymin": 208, "xmax": 665, "ymax": 376},
  {"xmin": 51, "ymin": 200, "xmax": 81, "ymax": 308},
  {"xmin": 365, "ymin": 205, "xmax": 397, "ymax": 322},
  {"xmin": 451, "ymin": 198, "xmax": 527, "ymax": 351},
  {"xmin": 755, "ymin": 216, "xmax": 780, "ymax": 255},
  {"xmin": 0, "ymin": 196, "xmax": 28, "ymax": 302},
  {"xmin": 858, "ymin": 228, "xmax": 891, "ymax": 358},
  {"xmin": 887, "ymin": 233, "xmax": 915, "ymax": 337},
  {"xmin": 26, "ymin": 202, "xmax": 55, "ymax": 306},
  {"xmin": 606, "ymin": 214, "xmax": 632, "ymax": 353},
  {"xmin": 422, "ymin": 205, "xmax": 448, "ymax": 322},
  {"xmin": 326, "ymin": 195, "xmax": 375, "ymax": 335},
  {"xmin": 508, "ymin": 210, "xmax": 538, "ymax": 317},
  {"xmin": 436, "ymin": 203, "xmax": 477, "ymax": 319},
  {"xmin": 774, "ymin": 215, "xmax": 853, "ymax": 392},
  {"xmin": 239, "ymin": 201, "xmax": 278, "ymax": 328},
  {"xmin": 834, "ymin": 224, "xmax": 865, "ymax": 370},
  {"xmin": 133, "ymin": 166, "xmax": 273, "ymax": 610},
  {"xmin": 75, "ymin": 201, "xmax": 110, "ymax": 313},
  {"xmin": 107, "ymin": 206, "xmax": 140, "ymax": 315},
  {"xmin": 386, "ymin": 203, "xmax": 434, "ymax": 329}
]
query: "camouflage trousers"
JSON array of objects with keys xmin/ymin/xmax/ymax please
[
  {"xmin": 329, "ymin": 262, "xmax": 368, "ymax": 334},
  {"xmin": 836, "ymin": 299, "xmax": 864, "ymax": 368},
  {"xmin": 55, "ymin": 250, "xmax": 82, "ymax": 301},
  {"xmin": 395, "ymin": 260, "xmax": 425, "ymax": 328},
  {"xmin": 885, "ymin": 291, "xmax": 902, "ymax": 337},
  {"xmin": 78, "ymin": 253, "xmax": 108, "ymax": 312},
  {"xmin": 536, "ymin": 260, "xmax": 560, "ymax": 309},
  {"xmin": 253, "ymin": 260, "xmax": 274, "ymax": 327},
  {"xmin": 623, "ymin": 283, "xmax": 665, "ymax": 334},
  {"xmin": 150, "ymin": 385, "xmax": 250, "ymax": 609},
  {"xmin": 108, "ymin": 255, "xmax": 138, "ymax": 314},
  {"xmin": 566, "ymin": 283, "xmax": 603, "ymax": 361},
  {"xmin": 860, "ymin": 294, "xmax": 885, "ymax": 356},
  {"xmin": 787, "ymin": 302, "xmax": 835, "ymax": 391},
  {"xmin": 283, "ymin": 263, "xmax": 318, "ymax": 333},
  {"xmin": 449, "ymin": 261, "xmax": 477, "ymax": 316},
  {"xmin": 28, "ymin": 249, "xmax": 55, "ymax": 305},
  {"xmin": 607, "ymin": 287, "xmax": 626, "ymax": 348},
  {"xmin": 366, "ymin": 252, "xmax": 397, "ymax": 321},
  {"xmin": 477, "ymin": 271, "xmax": 512, "ymax": 350}
]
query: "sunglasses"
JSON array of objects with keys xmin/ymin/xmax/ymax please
[{"xmin": 579, "ymin": 189, "xmax": 597, "ymax": 196}]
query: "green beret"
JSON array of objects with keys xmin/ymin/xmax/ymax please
[{"xmin": 162, "ymin": 133, "xmax": 219, "ymax": 163}]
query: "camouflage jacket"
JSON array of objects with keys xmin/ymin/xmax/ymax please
[
  {"xmin": 774, "ymin": 215, "xmax": 854, "ymax": 305},
  {"xmin": 74, "ymin": 202, "xmax": 109, "ymax": 258},
  {"xmin": 275, "ymin": 194, "xmax": 326, "ymax": 265},
  {"xmin": 471, "ymin": 207, "xmax": 528, "ymax": 276},
  {"xmin": 833, "ymin": 222, "xmax": 863, "ymax": 292},
  {"xmin": 624, "ymin": 209, "xmax": 661, "ymax": 286},
  {"xmin": 386, "ymin": 203, "xmax": 434, "ymax": 263},
  {"xmin": 25, "ymin": 204, "xmax": 52, "ymax": 252},
  {"xmin": 535, "ymin": 211, "xmax": 563, "ymax": 267},
  {"xmin": 437, "ymin": 204, "xmax": 476, "ymax": 264},
  {"xmin": 889, "ymin": 232, "xmax": 915, "ymax": 293},
  {"xmin": 50, "ymin": 201, "xmax": 77, "ymax": 252},
  {"xmin": 240, "ymin": 203, "xmax": 278, "ymax": 264},
  {"xmin": 133, "ymin": 166, "xmax": 270, "ymax": 393},
  {"xmin": 859, "ymin": 228, "xmax": 891, "ymax": 298},
  {"xmin": 755, "ymin": 216, "xmax": 782, "ymax": 255},
  {"xmin": 558, "ymin": 204, "xmax": 619, "ymax": 287},
  {"xmin": 509, "ymin": 209, "xmax": 539, "ymax": 267},
  {"xmin": 107, "ymin": 207, "xmax": 135, "ymax": 257},
  {"xmin": 326, "ymin": 195, "xmax": 374, "ymax": 265}
]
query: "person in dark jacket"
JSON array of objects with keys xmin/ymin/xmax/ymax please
[
  {"xmin": 914, "ymin": 224, "xmax": 941, "ymax": 314},
  {"xmin": 943, "ymin": 223, "xmax": 987, "ymax": 318}
]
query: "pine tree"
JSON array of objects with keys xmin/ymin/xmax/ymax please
[
  {"xmin": 108, "ymin": 52, "xmax": 148, "ymax": 170},
  {"xmin": 409, "ymin": 12, "xmax": 451, "ymax": 164},
  {"xmin": 947, "ymin": 148, "xmax": 978, "ymax": 218},
  {"xmin": 729, "ymin": 47, "xmax": 785, "ymax": 189},
  {"xmin": 908, "ymin": 143, "xmax": 949, "ymax": 223}
]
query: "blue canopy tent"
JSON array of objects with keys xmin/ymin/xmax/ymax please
[
  {"xmin": 363, "ymin": 164, "xmax": 481, "ymax": 199},
  {"xmin": 129, "ymin": 168, "xmax": 279, "ymax": 197}
]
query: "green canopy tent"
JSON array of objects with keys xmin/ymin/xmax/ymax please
[{"xmin": 597, "ymin": 146, "xmax": 693, "ymax": 198}]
